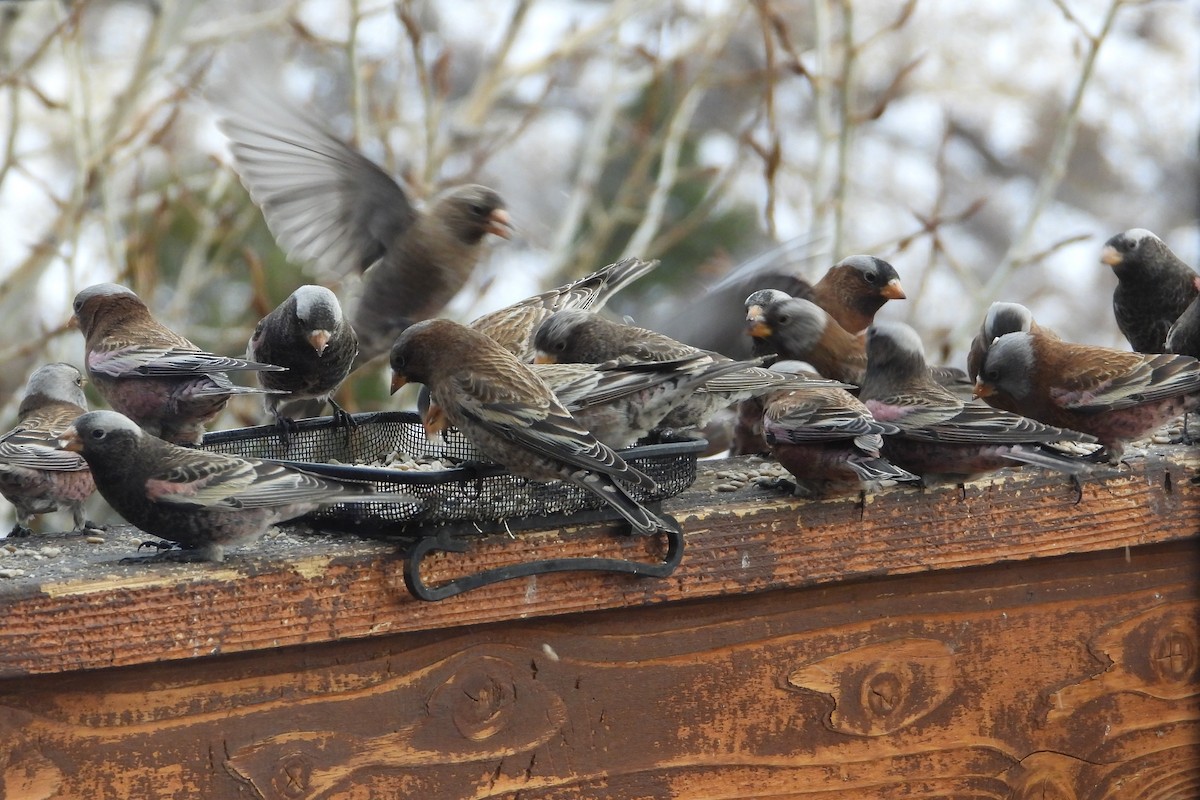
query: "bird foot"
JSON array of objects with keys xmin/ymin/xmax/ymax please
[
  {"xmin": 121, "ymin": 540, "xmax": 208, "ymax": 564},
  {"xmin": 274, "ymin": 415, "xmax": 301, "ymax": 448},
  {"xmin": 328, "ymin": 400, "xmax": 358, "ymax": 441},
  {"xmin": 7, "ymin": 524, "xmax": 33, "ymax": 539},
  {"xmin": 82, "ymin": 520, "xmax": 108, "ymax": 534}
]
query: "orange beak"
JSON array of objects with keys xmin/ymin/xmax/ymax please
[
  {"xmin": 67, "ymin": 315, "xmax": 80, "ymax": 329},
  {"xmin": 308, "ymin": 329, "xmax": 331, "ymax": 356},
  {"xmin": 485, "ymin": 208, "xmax": 513, "ymax": 240},
  {"xmin": 1099, "ymin": 245, "xmax": 1122, "ymax": 267},
  {"xmin": 747, "ymin": 320, "xmax": 773, "ymax": 338},
  {"xmin": 58, "ymin": 426, "xmax": 83, "ymax": 452},
  {"xmin": 880, "ymin": 278, "xmax": 906, "ymax": 300},
  {"xmin": 390, "ymin": 372, "xmax": 408, "ymax": 395},
  {"xmin": 972, "ymin": 380, "xmax": 995, "ymax": 400},
  {"xmin": 534, "ymin": 352, "xmax": 557, "ymax": 365},
  {"xmin": 422, "ymin": 404, "xmax": 449, "ymax": 440}
]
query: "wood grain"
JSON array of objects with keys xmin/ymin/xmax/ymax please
[
  {"xmin": 0, "ymin": 447, "xmax": 1196, "ymax": 677},
  {"xmin": 0, "ymin": 541, "xmax": 1195, "ymax": 798}
]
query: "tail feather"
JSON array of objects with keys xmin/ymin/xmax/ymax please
[
  {"xmin": 570, "ymin": 470, "xmax": 674, "ymax": 536},
  {"xmin": 1001, "ymin": 444, "xmax": 1093, "ymax": 475}
]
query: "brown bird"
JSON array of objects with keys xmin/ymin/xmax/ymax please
[
  {"xmin": 73, "ymin": 283, "xmax": 285, "ymax": 446},
  {"xmin": 802, "ymin": 254, "xmax": 906, "ymax": 334},
  {"xmin": 532, "ymin": 309, "xmax": 844, "ymax": 434},
  {"xmin": 0, "ymin": 363, "xmax": 99, "ymax": 538},
  {"xmin": 1165, "ymin": 276, "xmax": 1200, "ymax": 358},
  {"xmin": 1103, "ymin": 228, "xmax": 1199, "ymax": 353},
  {"xmin": 966, "ymin": 301, "xmax": 1060, "ymax": 382},
  {"xmin": 470, "ymin": 257, "xmax": 658, "ymax": 361},
  {"xmin": 390, "ymin": 319, "xmax": 675, "ymax": 536},
  {"xmin": 760, "ymin": 362, "xmax": 920, "ymax": 494},
  {"xmin": 214, "ymin": 84, "xmax": 512, "ymax": 368},
  {"xmin": 860, "ymin": 323, "xmax": 1095, "ymax": 482},
  {"xmin": 973, "ymin": 330, "xmax": 1200, "ymax": 459}
]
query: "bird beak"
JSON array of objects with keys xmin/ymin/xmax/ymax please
[
  {"xmin": 308, "ymin": 329, "xmax": 332, "ymax": 356},
  {"xmin": 485, "ymin": 209, "xmax": 513, "ymax": 239},
  {"xmin": 58, "ymin": 426, "xmax": 83, "ymax": 452},
  {"xmin": 746, "ymin": 320, "xmax": 773, "ymax": 338},
  {"xmin": 1099, "ymin": 245, "xmax": 1122, "ymax": 267},
  {"xmin": 972, "ymin": 380, "xmax": 994, "ymax": 400},
  {"xmin": 390, "ymin": 371, "xmax": 408, "ymax": 395},
  {"xmin": 534, "ymin": 352, "xmax": 558, "ymax": 365},
  {"xmin": 67, "ymin": 315, "xmax": 80, "ymax": 329},
  {"xmin": 880, "ymin": 278, "xmax": 906, "ymax": 299}
]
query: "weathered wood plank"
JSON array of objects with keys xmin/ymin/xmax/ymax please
[
  {"xmin": 0, "ymin": 447, "xmax": 1196, "ymax": 677},
  {"xmin": 0, "ymin": 541, "xmax": 1195, "ymax": 798}
]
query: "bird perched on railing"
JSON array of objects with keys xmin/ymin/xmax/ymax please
[
  {"xmin": 59, "ymin": 410, "xmax": 416, "ymax": 562},
  {"xmin": 859, "ymin": 322, "xmax": 1095, "ymax": 482},
  {"xmin": 72, "ymin": 283, "xmax": 285, "ymax": 446},
  {"xmin": 213, "ymin": 80, "xmax": 512, "ymax": 369},
  {"xmin": 0, "ymin": 363, "xmax": 99, "ymax": 538},
  {"xmin": 973, "ymin": 328, "xmax": 1200, "ymax": 461},
  {"xmin": 1102, "ymin": 228, "xmax": 1199, "ymax": 353}
]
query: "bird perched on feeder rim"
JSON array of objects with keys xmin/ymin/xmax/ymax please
[
  {"xmin": 1102, "ymin": 228, "xmax": 1199, "ymax": 353},
  {"xmin": 72, "ymin": 283, "xmax": 285, "ymax": 446},
  {"xmin": 390, "ymin": 318, "xmax": 676, "ymax": 537}
]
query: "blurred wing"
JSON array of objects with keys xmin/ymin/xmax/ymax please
[{"xmin": 215, "ymin": 80, "xmax": 417, "ymax": 275}]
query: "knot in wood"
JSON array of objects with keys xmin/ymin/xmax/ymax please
[
  {"xmin": 864, "ymin": 670, "xmax": 903, "ymax": 717},
  {"xmin": 428, "ymin": 655, "xmax": 519, "ymax": 742},
  {"xmin": 1015, "ymin": 777, "xmax": 1076, "ymax": 800},
  {"xmin": 269, "ymin": 753, "xmax": 312, "ymax": 799},
  {"xmin": 1151, "ymin": 628, "xmax": 1197, "ymax": 685}
]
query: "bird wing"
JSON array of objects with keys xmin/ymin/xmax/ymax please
[
  {"xmin": 864, "ymin": 392, "xmax": 961, "ymax": 431},
  {"xmin": 896, "ymin": 401, "xmax": 1092, "ymax": 444},
  {"xmin": 88, "ymin": 345, "xmax": 283, "ymax": 378},
  {"xmin": 215, "ymin": 81, "xmax": 417, "ymax": 275},
  {"xmin": 1051, "ymin": 351, "xmax": 1200, "ymax": 412},
  {"xmin": 146, "ymin": 449, "xmax": 362, "ymax": 510},
  {"xmin": 764, "ymin": 392, "xmax": 886, "ymax": 443},
  {"xmin": 0, "ymin": 428, "xmax": 87, "ymax": 471}
]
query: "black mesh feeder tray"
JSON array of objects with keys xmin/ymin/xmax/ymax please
[{"xmin": 201, "ymin": 412, "xmax": 702, "ymax": 600}]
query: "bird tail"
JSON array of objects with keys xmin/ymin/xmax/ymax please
[
  {"xmin": 570, "ymin": 470, "xmax": 675, "ymax": 536},
  {"xmin": 1001, "ymin": 444, "xmax": 1093, "ymax": 475}
]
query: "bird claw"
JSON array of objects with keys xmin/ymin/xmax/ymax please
[
  {"xmin": 82, "ymin": 520, "xmax": 108, "ymax": 534},
  {"xmin": 136, "ymin": 539, "xmax": 178, "ymax": 553},
  {"xmin": 328, "ymin": 400, "xmax": 357, "ymax": 441},
  {"xmin": 122, "ymin": 541, "xmax": 209, "ymax": 564},
  {"xmin": 1069, "ymin": 474, "xmax": 1084, "ymax": 505},
  {"xmin": 274, "ymin": 415, "xmax": 301, "ymax": 448},
  {"xmin": 7, "ymin": 524, "xmax": 33, "ymax": 539}
]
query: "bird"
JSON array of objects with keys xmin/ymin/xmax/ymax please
[
  {"xmin": 654, "ymin": 251, "xmax": 905, "ymax": 358},
  {"xmin": 801, "ymin": 254, "xmax": 907, "ymax": 334},
  {"xmin": 58, "ymin": 410, "xmax": 415, "ymax": 562},
  {"xmin": 1102, "ymin": 228, "xmax": 1199, "ymax": 353},
  {"xmin": 389, "ymin": 319, "xmax": 676, "ymax": 537},
  {"xmin": 859, "ymin": 322, "xmax": 1095, "ymax": 482},
  {"xmin": 470, "ymin": 257, "xmax": 658, "ymax": 361},
  {"xmin": 759, "ymin": 361, "xmax": 920, "ymax": 494},
  {"xmin": 0, "ymin": 363, "xmax": 99, "ymax": 538},
  {"xmin": 247, "ymin": 284, "xmax": 359, "ymax": 435},
  {"xmin": 214, "ymin": 83, "xmax": 512, "ymax": 368},
  {"xmin": 532, "ymin": 308, "xmax": 845, "ymax": 435},
  {"xmin": 966, "ymin": 301, "xmax": 1060, "ymax": 382},
  {"xmin": 529, "ymin": 355, "xmax": 761, "ymax": 450},
  {"xmin": 973, "ymin": 330, "xmax": 1200, "ymax": 460},
  {"xmin": 1165, "ymin": 275, "xmax": 1200, "ymax": 358},
  {"xmin": 746, "ymin": 292, "xmax": 971, "ymax": 392},
  {"xmin": 73, "ymin": 283, "xmax": 285, "ymax": 446}
]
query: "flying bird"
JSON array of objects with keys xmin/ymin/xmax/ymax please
[
  {"xmin": 390, "ymin": 319, "xmax": 676, "ymax": 537},
  {"xmin": 0, "ymin": 363, "xmax": 99, "ymax": 538},
  {"xmin": 59, "ymin": 410, "xmax": 415, "ymax": 562},
  {"xmin": 73, "ymin": 283, "xmax": 285, "ymax": 446},
  {"xmin": 248, "ymin": 284, "xmax": 358, "ymax": 434},
  {"xmin": 214, "ymin": 80, "xmax": 512, "ymax": 368}
]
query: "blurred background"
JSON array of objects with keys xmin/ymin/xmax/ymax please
[{"xmin": 1, "ymin": 0, "xmax": 1197, "ymax": 529}]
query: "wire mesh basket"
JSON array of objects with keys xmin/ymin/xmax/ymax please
[{"xmin": 201, "ymin": 412, "xmax": 704, "ymax": 599}]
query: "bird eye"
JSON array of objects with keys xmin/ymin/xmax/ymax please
[
  {"xmin": 554, "ymin": 340, "xmax": 567, "ymax": 352},
  {"xmin": 469, "ymin": 203, "xmax": 488, "ymax": 217},
  {"xmin": 776, "ymin": 314, "xmax": 790, "ymax": 325},
  {"xmin": 73, "ymin": 299, "xmax": 83, "ymax": 313},
  {"xmin": 90, "ymin": 428, "xmax": 106, "ymax": 440},
  {"xmin": 984, "ymin": 367, "xmax": 999, "ymax": 381},
  {"xmin": 863, "ymin": 272, "xmax": 877, "ymax": 284}
]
